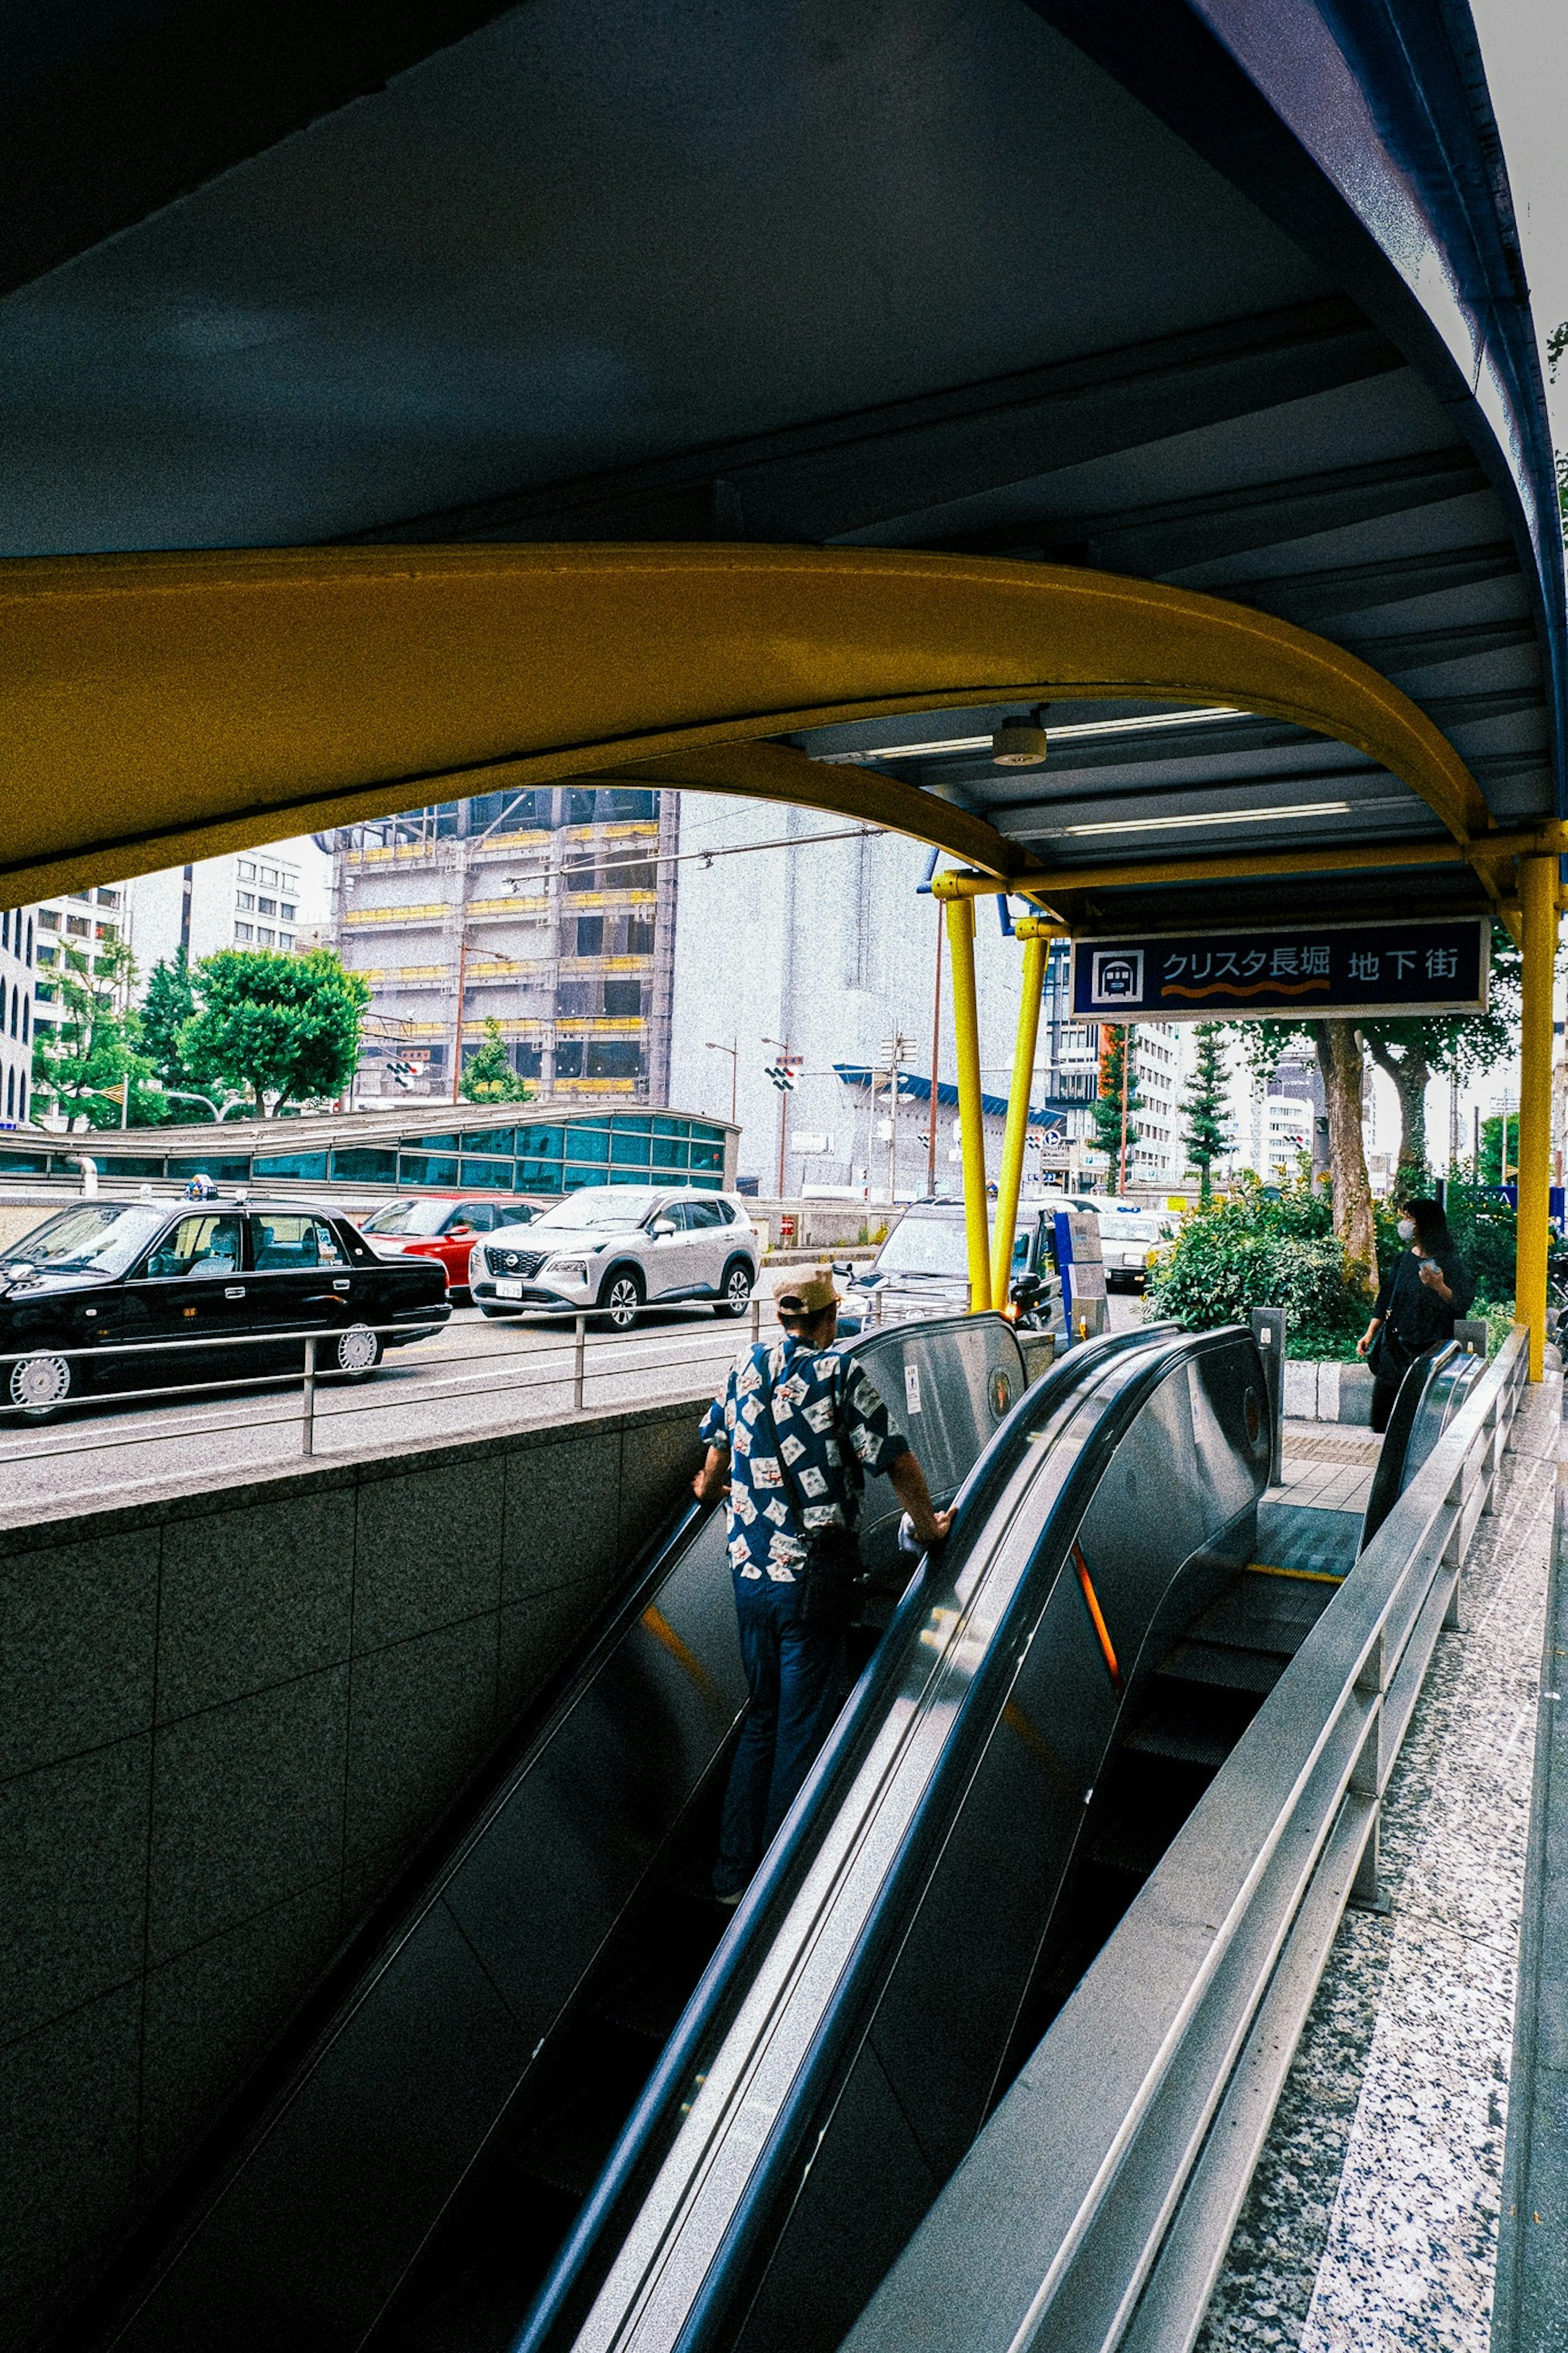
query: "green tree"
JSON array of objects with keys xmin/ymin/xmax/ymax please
[
  {"xmin": 1091, "ymin": 1025, "xmax": 1141, "ymax": 1193},
  {"xmin": 137, "ymin": 946, "xmax": 238, "ymax": 1118},
  {"xmin": 1235, "ymin": 1018, "xmax": 1378, "ymax": 1296},
  {"xmin": 1478, "ymin": 1111, "xmax": 1520, "ymax": 1185},
  {"xmin": 178, "ymin": 949, "xmax": 370, "ymax": 1116},
  {"xmin": 459, "ymin": 1017, "xmax": 533, "ymax": 1104},
  {"xmin": 1358, "ymin": 923, "xmax": 1521, "ymax": 1196},
  {"xmin": 1182, "ymin": 1023, "xmax": 1232, "ymax": 1201},
  {"xmin": 32, "ymin": 941, "xmax": 155, "ymax": 1128}
]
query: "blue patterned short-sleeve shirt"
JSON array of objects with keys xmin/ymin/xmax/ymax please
[{"xmin": 699, "ymin": 1338, "xmax": 909, "ymax": 1581}]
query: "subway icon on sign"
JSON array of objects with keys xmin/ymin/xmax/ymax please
[{"xmin": 1072, "ymin": 917, "xmax": 1488, "ymax": 1021}]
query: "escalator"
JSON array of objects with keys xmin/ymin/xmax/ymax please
[
  {"xmin": 96, "ymin": 1318, "xmax": 1459, "ymax": 2353},
  {"xmin": 516, "ymin": 1326, "xmax": 1471, "ymax": 2353},
  {"xmin": 92, "ymin": 1312, "xmax": 1026, "ymax": 2353}
]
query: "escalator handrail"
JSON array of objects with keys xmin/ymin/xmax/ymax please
[
  {"xmin": 839, "ymin": 1324, "xmax": 1531, "ymax": 2353},
  {"xmin": 521, "ymin": 1323, "xmax": 1250, "ymax": 2353},
  {"xmin": 517, "ymin": 1323, "xmax": 1176, "ymax": 2350}
]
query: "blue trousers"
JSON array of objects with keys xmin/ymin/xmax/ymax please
[{"xmin": 714, "ymin": 1576, "xmax": 844, "ymax": 1898}]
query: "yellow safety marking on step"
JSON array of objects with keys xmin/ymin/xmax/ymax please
[{"xmin": 1247, "ymin": 1561, "xmax": 1345, "ymax": 1585}]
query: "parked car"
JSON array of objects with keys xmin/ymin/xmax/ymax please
[
  {"xmin": 1054, "ymin": 1196, "xmax": 1175, "ymax": 1290},
  {"xmin": 358, "ymin": 1193, "xmax": 543, "ymax": 1302},
  {"xmin": 0, "ymin": 1199, "xmax": 450, "ymax": 1418},
  {"xmin": 833, "ymin": 1200, "xmax": 1065, "ymax": 1334},
  {"xmin": 469, "ymin": 1186, "xmax": 759, "ymax": 1329}
]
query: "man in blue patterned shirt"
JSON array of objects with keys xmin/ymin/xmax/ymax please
[{"xmin": 695, "ymin": 1268, "xmax": 952, "ymax": 1900}]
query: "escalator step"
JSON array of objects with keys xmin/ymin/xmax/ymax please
[
  {"xmin": 1122, "ymin": 1722, "xmax": 1233, "ymax": 1768},
  {"xmin": 1161, "ymin": 1639, "xmax": 1284, "ymax": 1695}
]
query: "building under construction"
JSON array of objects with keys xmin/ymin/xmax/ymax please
[{"xmin": 329, "ymin": 787, "xmax": 679, "ymax": 1105}]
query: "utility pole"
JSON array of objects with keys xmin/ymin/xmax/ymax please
[
  {"xmin": 879, "ymin": 1032, "xmax": 911, "ymax": 1204},
  {"xmin": 1118, "ymin": 1024, "xmax": 1132, "ymax": 1193},
  {"xmin": 763, "ymin": 1040, "xmax": 801, "ymax": 1197}
]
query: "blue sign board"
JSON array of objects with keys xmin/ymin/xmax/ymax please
[{"xmin": 1072, "ymin": 918, "xmax": 1488, "ymax": 1022}]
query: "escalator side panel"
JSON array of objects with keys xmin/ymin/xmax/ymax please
[
  {"xmin": 719, "ymin": 1341, "xmax": 1272, "ymax": 2353},
  {"xmin": 111, "ymin": 1517, "xmax": 744, "ymax": 2353},
  {"xmin": 443, "ymin": 1522, "xmax": 743, "ymax": 2017},
  {"xmin": 844, "ymin": 1314, "xmax": 1025, "ymax": 1577}
]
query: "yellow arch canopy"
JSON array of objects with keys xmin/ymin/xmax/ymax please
[{"xmin": 0, "ymin": 542, "xmax": 1486, "ymax": 904}]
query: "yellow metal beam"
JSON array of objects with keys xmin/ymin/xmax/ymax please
[
  {"xmin": 0, "ymin": 543, "xmax": 1490, "ymax": 905},
  {"xmin": 929, "ymin": 828, "xmax": 1566, "ymax": 906},
  {"xmin": 945, "ymin": 896, "xmax": 992, "ymax": 1314},
  {"xmin": 1516, "ymin": 855, "xmax": 1558, "ymax": 1381},
  {"xmin": 991, "ymin": 934, "xmax": 1047, "ymax": 1308}
]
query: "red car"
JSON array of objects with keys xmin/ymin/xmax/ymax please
[{"xmin": 357, "ymin": 1194, "xmax": 543, "ymax": 1302}]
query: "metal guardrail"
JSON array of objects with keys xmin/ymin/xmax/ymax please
[
  {"xmin": 0, "ymin": 1295, "xmax": 785, "ymax": 1482},
  {"xmin": 844, "ymin": 1326, "xmax": 1530, "ymax": 2353}
]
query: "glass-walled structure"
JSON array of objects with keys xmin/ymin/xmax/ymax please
[{"xmin": 0, "ymin": 1107, "xmax": 734, "ymax": 1197}]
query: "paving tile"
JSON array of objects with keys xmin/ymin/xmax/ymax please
[
  {"xmin": 352, "ymin": 1461, "xmax": 504, "ymax": 1650},
  {"xmin": 0, "ymin": 1983, "xmax": 142, "ymax": 2353},
  {"xmin": 0, "ymin": 1735, "xmax": 151, "ymax": 2043},
  {"xmin": 139, "ymin": 1878, "xmax": 341, "ymax": 2185},
  {"xmin": 0, "ymin": 1530, "xmax": 157, "ymax": 1780},
  {"xmin": 148, "ymin": 1668, "xmax": 348, "ymax": 1964},
  {"xmin": 157, "ymin": 1487, "xmax": 355, "ymax": 1721}
]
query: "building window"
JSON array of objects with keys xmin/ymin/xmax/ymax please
[
  {"xmin": 35, "ymin": 985, "xmax": 56, "ymax": 1004},
  {"xmin": 239, "ymin": 860, "xmax": 256, "ymax": 880},
  {"xmin": 257, "ymin": 928, "xmax": 275, "ymax": 946},
  {"xmin": 515, "ymin": 1043, "xmax": 543, "ymax": 1078},
  {"xmin": 38, "ymin": 908, "xmax": 58, "ymax": 930},
  {"xmin": 575, "ymin": 915, "xmax": 604, "ymax": 957},
  {"xmin": 604, "ymin": 979, "xmax": 642, "ymax": 1018},
  {"xmin": 262, "ymin": 867, "xmax": 279, "ymax": 887},
  {"xmin": 234, "ymin": 922, "xmax": 254, "ymax": 943},
  {"xmin": 36, "ymin": 945, "xmax": 55, "ymax": 966},
  {"xmin": 556, "ymin": 981, "xmax": 592, "ymax": 1017},
  {"xmin": 21, "ymin": 1000, "xmax": 28, "ymax": 1042},
  {"xmin": 96, "ymin": 888, "xmax": 119, "ymax": 908},
  {"xmin": 25, "ymin": 920, "xmax": 32, "ymax": 965},
  {"xmin": 618, "ymin": 858, "xmax": 657, "ymax": 892},
  {"xmin": 18, "ymin": 1073, "xmax": 25, "ymax": 1121},
  {"xmin": 66, "ymin": 915, "xmax": 90, "ymax": 937},
  {"xmin": 280, "ymin": 901, "xmax": 296, "ymax": 921},
  {"xmin": 555, "ymin": 1041, "xmax": 584, "ymax": 1077},
  {"xmin": 6, "ymin": 1069, "xmax": 13, "ymax": 1119},
  {"xmin": 1, "ymin": 912, "xmax": 8, "ymax": 952},
  {"xmin": 236, "ymin": 891, "xmax": 254, "ymax": 910},
  {"xmin": 587, "ymin": 1039, "xmax": 642, "ymax": 1080},
  {"xmin": 256, "ymin": 897, "xmax": 276, "ymax": 916},
  {"xmin": 278, "ymin": 933, "xmax": 294, "ymax": 952},
  {"xmin": 625, "ymin": 918, "xmax": 655, "ymax": 955},
  {"xmin": 566, "ymin": 860, "xmax": 598, "ymax": 893}
]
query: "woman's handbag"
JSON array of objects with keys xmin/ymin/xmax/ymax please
[{"xmin": 759, "ymin": 1367, "xmax": 862, "ymax": 1634}]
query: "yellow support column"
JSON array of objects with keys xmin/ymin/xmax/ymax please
[
  {"xmin": 1517, "ymin": 854, "xmax": 1558, "ymax": 1380},
  {"xmin": 944, "ymin": 895, "xmax": 992, "ymax": 1311},
  {"xmin": 991, "ymin": 934, "xmax": 1047, "ymax": 1307}
]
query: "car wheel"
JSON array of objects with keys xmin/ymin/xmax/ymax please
[
  {"xmin": 717, "ymin": 1260, "xmax": 754, "ymax": 1318},
  {"xmin": 599, "ymin": 1268, "xmax": 644, "ymax": 1332},
  {"xmin": 335, "ymin": 1324, "xmax": 383, "ymax": 1380},
  {"xmin": 10, "ymin": 1351, "xmax": 73, "ymax": 1419}
]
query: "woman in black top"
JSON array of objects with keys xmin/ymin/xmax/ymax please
[{"xmin": 1356, "ymin": 1198, "xmax": 1476, "ymax": 1434}]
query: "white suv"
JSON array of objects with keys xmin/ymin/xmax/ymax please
[{"xmin": 469, "ymin": 1185, "xmax": 760, "ymax": 1329}]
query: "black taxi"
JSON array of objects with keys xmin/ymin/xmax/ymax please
[{"xmin": 0, "ymin": 1198, "xmax": 450, "ymax": 1416}]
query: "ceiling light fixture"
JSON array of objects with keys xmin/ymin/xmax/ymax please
[
  {"xmin": 818, "ymin": 705, "xmax": 1244, "ymax": 764},
  {"xmin": 1062, "ymin": 799, "xmax": 1353, "ymax": 837},
  {"xmin": 991, "ymin": 704, "xmax": 1051, "ymax": 767}
]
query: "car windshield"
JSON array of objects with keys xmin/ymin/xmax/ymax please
[
  {"xmin": 533, "ymin": 1188, "xmax": 663, "ymax": 1231},
  {"xmin": 360, "ymin": 1199, "xmax": 452, "ymax": 1237},
  {"xmin": 875, "ymin": 1210, "xmax": 970, "ymax": 1277},
  {"xmin": 0, "ymin": 1202, "xmax": 168, "ymax": 1278},
  {"xmin": 1098, "ymin": 1211, "xmax": 1164, "ymax": 1240}
]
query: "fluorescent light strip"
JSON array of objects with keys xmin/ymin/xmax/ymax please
[
  {"xmin": 1063, "ymin": 799, "xmax": 1352, "ymax": 837},
  {"xmin": 817, "ymin": 705, "xmax": 1243, "ymax": 762}
]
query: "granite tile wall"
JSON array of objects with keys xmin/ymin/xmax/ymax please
[{"xmin": 0, "ymin": 1392, "xmax": 706, "ymax": 2353}]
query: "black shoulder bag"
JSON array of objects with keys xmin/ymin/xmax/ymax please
[{"xmin": 758, "ymin": 1355, "xmax": 862, "ymax": 1634}]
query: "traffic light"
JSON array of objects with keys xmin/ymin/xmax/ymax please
[
  {"xmin": 766, "ymin": 1054, "xmax": 802, "ymax": 1092},
  {"xmin": 387, "ymin": 1059, "xmax": 418, "ymax": 1091}
]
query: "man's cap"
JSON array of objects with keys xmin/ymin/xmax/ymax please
[{"xmin": 776, "ymin": 1267, "xmax": 840, "ymax": 1318}]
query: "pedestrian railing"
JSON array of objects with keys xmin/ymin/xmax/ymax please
[
  {"xmin": 844, "ymin": 1325, "xmax": 1531, "ymax": 2353},
  {"xmin": 0, "ymin": 1294, "xmax": 784, "ymax": 1495}
]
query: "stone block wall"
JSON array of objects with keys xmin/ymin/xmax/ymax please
[{"xmin": 0, "ymin": 1395, "xmax": 706, "ymax": 2352}]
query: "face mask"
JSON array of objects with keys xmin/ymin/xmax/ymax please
[{"xmin": 1397, "ymin": 1218, "xmax": 1416, "ymax": 1242}]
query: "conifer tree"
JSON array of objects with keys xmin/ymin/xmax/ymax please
[
  {"xmin": 1091, "ymin": 1024, "xmax": 1140, "ymax": 1193},
  {"xmin": 1182, "ymin": 1023, "xmax": 1232, "ymax": 1201}
]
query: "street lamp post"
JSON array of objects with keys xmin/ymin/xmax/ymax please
[{"xmin": 705, "ymin": 1037, "xmax": 739, "ymax": 1125}]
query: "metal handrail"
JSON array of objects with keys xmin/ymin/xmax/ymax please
[
  {"xmin": 0, "ymin": 1294, "xmax": 781, "ymax": 1480},
  {"xmin": 842, "ymin": 1327, "xmax": 1530, "ymax": 2353}
]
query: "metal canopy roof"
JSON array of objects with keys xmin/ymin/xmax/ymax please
[{"xmin": 0, "ymin": 0, "xmax": 1559, "ymax": 932}]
